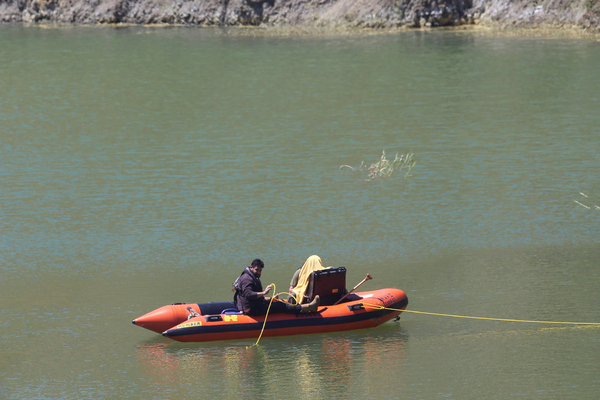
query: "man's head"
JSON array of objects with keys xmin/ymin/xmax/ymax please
[{"xmin": 250, "ymin": 258, "xmax": 264, "ymax": 278}]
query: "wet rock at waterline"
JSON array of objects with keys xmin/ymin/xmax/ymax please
[{"xmin": 1, "ymin": 0, "xmax": 599, "ymax": 33}]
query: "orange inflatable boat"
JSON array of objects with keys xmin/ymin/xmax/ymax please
[
  {"xmin": 133, "ymin": 287, "xmax": 408, "ymax": 343},
  {"xmin": 134, "ymin": 267, "xmax": 408, "ymax": 342}
]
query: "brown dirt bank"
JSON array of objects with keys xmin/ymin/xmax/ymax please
[{"xmin": 0, "ymin": 0, "xmax": 598, "ymax": 33}]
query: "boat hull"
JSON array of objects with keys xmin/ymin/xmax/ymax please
[
  {"xmin": 132, "ymin": 301, "xmax": 235, "ymax": 334},
  {"xmin": 156, "ymin": 288, "xmax": 408, "ymax": 343}
]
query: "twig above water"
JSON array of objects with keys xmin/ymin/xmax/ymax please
[
  {"xmin": 574, "ymin": 192, "xmax": 599, "ymax": 210},
  {"xmin": 340, "ymin": 150, "xmax": 416, "ymax": 181}
]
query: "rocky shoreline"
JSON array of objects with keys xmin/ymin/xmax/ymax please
[{"xmin": 0, "ymin": 0, "xmax": 599, "ymax": 33}]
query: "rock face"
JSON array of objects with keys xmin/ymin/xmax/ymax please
[{"xmin": 0, "ymin": 0, "xmax": 598, "ymax": 32}]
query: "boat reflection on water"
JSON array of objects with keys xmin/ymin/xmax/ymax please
[{"xmin": 135, "ymin": 325, "xmax": 408, "ymax": 397}]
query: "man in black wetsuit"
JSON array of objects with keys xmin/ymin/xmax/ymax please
[{"xmin": 234, "ymin": 258, "xmax": 319, "ymax": 316}]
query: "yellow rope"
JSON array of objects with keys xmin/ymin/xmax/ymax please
[
  {"xmin": 248, "ymin": 284, "xmax": 293, "ymax": 348},
  {"xmin": 363, "ymin": 304, "xmax": 600, "ymax": 326},
  {"xmin": 248, "ymin": 294, "xmax": 600, "ymax": 349}
]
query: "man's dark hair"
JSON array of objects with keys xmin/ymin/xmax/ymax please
[{"xmin": 251, "ymin": 258, "xmax": 264, "ymax": 268}]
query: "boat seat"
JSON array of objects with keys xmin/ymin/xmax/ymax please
[
  {"xmin": 221, "ymin": 308, "xmax": 244, "ymax": 315},
  {"xmin": 305, "ymin": 267, "xmax": 347, "ymax": 306}
]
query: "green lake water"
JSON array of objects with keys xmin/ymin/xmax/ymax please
[{"xmin": 1, "ymin": 25, "xmax": 599, "ymax": 399}]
